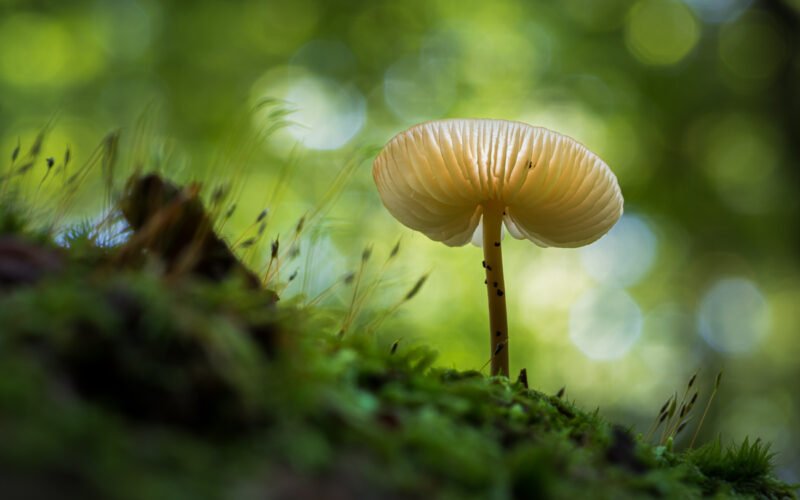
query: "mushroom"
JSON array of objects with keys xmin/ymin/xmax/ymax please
[{"xmin": 373, "ymin": 119, "xmax": 623, "ymax": 377}]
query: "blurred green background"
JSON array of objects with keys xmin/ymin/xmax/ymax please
[{"xmin": 2, "ymin": 0, "xmax": 799, "ymax": 482}]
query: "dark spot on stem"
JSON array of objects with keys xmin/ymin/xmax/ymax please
[
  {"xmin": 495, "ymin": 331, "xmax": 502, "ymax": 337},
  {"xmin": 486, "ymin": 265, "xmax": 492, "ymax": 271},
  {"xmin": 493, "ymin": 281, "xmax": 497, "ymax": 288},
  {"xmin": 482, "ymin": 260, "xmax": 486, "ymax": 268},
  {"xmin": 494, "ymin": 241, "xmax": 500, "ymax": 247},
  {"xmin": 497, "ymin": 289, "xmax": 504, "ymax": 297},
  {"xmin": 484, "ymin": 279, "xmax": 487, "ymax": 284}
]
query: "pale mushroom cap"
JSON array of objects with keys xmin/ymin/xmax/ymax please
[{"xmin": 372, "ymin": 118, "xmax": 624, "ymax": 248}]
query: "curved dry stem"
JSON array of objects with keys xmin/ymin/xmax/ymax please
[{"xmin": 482, "ymin": 201, "xmax": 509, "ymax": 377}]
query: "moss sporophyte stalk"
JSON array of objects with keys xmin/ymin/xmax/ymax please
[{"xmin": 373, "ymin": 119, "xmax": 624, "ymax": 377}]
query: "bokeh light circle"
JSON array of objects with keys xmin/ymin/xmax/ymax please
[
  {"xmin": 625, "ymin": 0, "xmax": 700, "ymax": 66},
  {"xmin": 697, "ymin": 277, "xmax": 770, "ymax": 354},
  {"xmin": 284, "ymin": 76, "xmax": 366, "ymax": 150},
  {"xmin": 569, "ymin": 287, "xmax": 643, "ymax": 360},
  {"xmin": 695, "ymin": 113, "xmax": 783, "ymax": 214},
  {"xmin": 384, "ymin": 56, "xmax": 457, "ymax": 123},
  {"xmin": 518, "ymin": 251, "xmax": 591, "ymax": 312},
  {"xmin": 579, "ymin": 213, "xmax": 657, "ymax": 286},
  {"xmin": 682, "ymin": 0, "xmax": 753, "ymax": 24},
  {"xmin": 0, "ymin": 14, "xmax": 71, "ymax": 87},
  {"xmin": 719, "ymin": 12, "xmax": 785, "ymax": 83}
]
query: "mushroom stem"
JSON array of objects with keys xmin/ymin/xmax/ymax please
[{"xmin": 481, "ymin": 201, "xmax": 509, "ymax": 377}]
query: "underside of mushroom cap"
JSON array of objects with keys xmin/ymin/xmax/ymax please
[{"xmin": 372, "ymin": 119, "xmax": 624, "ymax": 248}]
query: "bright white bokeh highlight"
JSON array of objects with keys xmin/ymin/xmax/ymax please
[
  {"xmin": 579, "ymin": 213, "xmax": 657, "ymax": 286},
  {"xmin": 569, "ymin": 287, "xmax": 643, "ymax": 360},
  {"xmin": 697, "ymin": 277, "xmax": 770, "ymax": 354},
  {"xmin": 284, "ymin": 75, "xmax": 366, "ymax": 150}
]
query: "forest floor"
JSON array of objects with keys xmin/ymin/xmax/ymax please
[{"xmin": 0, "ymin": 173, "xmax": 796, "ymax": 499}]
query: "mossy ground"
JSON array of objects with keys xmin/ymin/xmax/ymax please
[{"xmin": 0, "ymin": 175, "xmax": 795, "ymax": 500}]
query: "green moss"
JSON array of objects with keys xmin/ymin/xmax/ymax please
[{"xmin": 687, "ymin": 438, "xmax": 796, "ymax": 498}]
